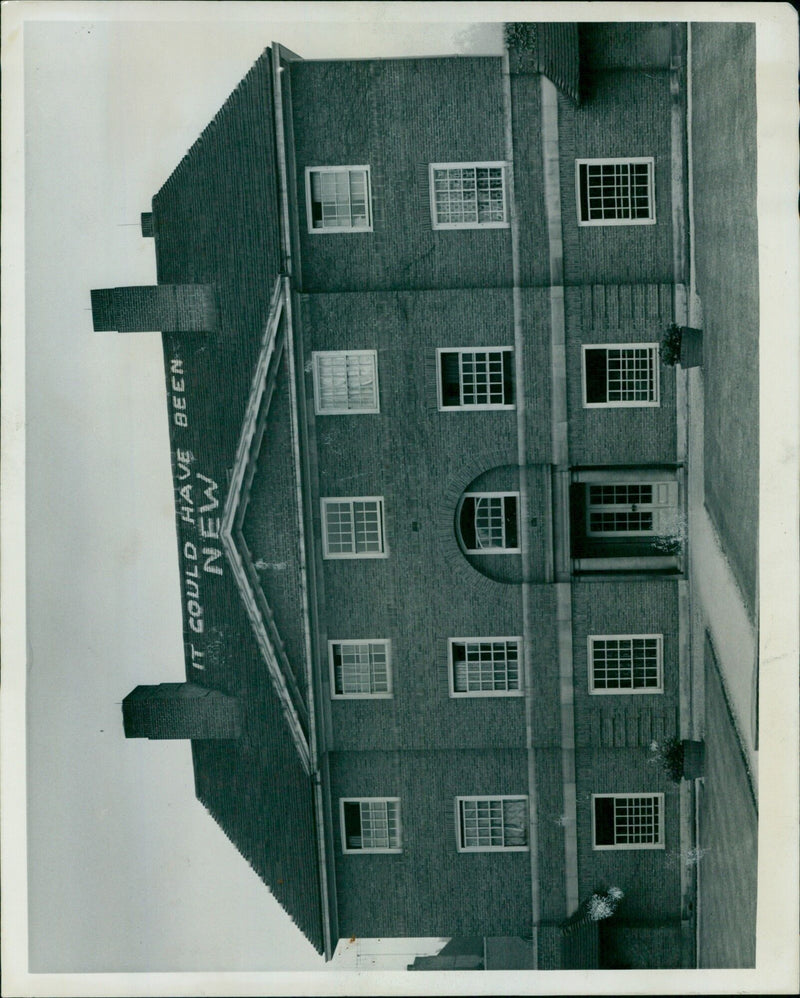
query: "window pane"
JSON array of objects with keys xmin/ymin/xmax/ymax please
[
  {"xmin": 323, "ymin": 499, "xmax": 384, "ymax": 556},
  {"xmin": 343, "ymin": 799, "xmax": 401, "ymax": 851},
  {"xmin": 459, "ymin": 797, "xmax": 527, "ymax": 849},
  {"xmin": 460, "ymin": 494, "xmax": 519, "ymax": 551},
  {"xmin": 594, "ymin": 794, "xmax": 662, "ymax": 847},
  {"xmin": 439, "ymin": 349, "xmax": 513, "ymax": 408},
  {"xmin": 452, "ymin": 639, "xmax": 520, "ymax": 693},
  {"xmin": 584, "ymin": 348, "xmax": 608, "ymax": 403},
  {"xmin": 432, "ymin": 165, "xmax": 507, "ymax": 226},
  {"xmin": 324, "ymin": 502, "xmax": 354, "ymax": 553},
  {"xmin": 333, "ymin": 641, "xmax": 390, "ymax": 695},
  {"xmin": 594, "ymin": 796, "xmax": 616, "ymax": 846},
  {"xmin": 585, "ymin": 346, "xmax": 656, "ymax": 405},
  {"xmin": 591, "ymin": 636, "xmax": 661, "ymax": 690},
  {"xmin": 315, "ymin": 351, "xmax": 378, "ymax": 412},
  {"xmin": 309, "ymin": 168, "xmax": 370, "ymax": 230},
  {"xmin": 578, "ymin": 160, "xmax": 653, "ymax": 223}
]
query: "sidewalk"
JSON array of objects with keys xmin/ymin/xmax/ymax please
[{"xmin": 681, "ymin": 290, "xmax": 758, "ymax": 807}]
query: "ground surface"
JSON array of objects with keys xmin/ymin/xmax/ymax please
[
  {"xmin": 688, "ymin": 22, "xmax": 759, "ymax": 969},
  {"xmin": 696, "ymin": 637, "xmax": 758, "ymax": 968},
  {"xmin": 690, "ymin": 21, "xmax": 759, "ymax": 620}
]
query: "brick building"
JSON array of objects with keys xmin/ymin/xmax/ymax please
[{"xmin": 92, "ymin": 22, "xmax": 694, "ymax": 969}]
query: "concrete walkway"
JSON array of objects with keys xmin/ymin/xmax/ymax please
[{"xmin": 683, "ymin": 359, "xmax": 758, "ymax": 798}]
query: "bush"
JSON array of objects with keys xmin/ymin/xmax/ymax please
[
  {"xmin": 587, "ymin": 885, "xmax": 624, "ymax": 921},
  {"xmin": 660, "ymin": 323, "xmax": 682, "ymax": 366},
  {"xmin": 649, "ymin": 737, "xmax": 684, "ymax": 782}
]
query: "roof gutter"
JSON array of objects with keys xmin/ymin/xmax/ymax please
[{"xmin": 271, "ymin": 42, "xmax": 334, "ymax": 961}]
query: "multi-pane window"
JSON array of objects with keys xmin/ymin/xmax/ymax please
[
  {"xmin": 582, "ymin": 345, "xmax": 659, "ymax": 407},
  {"xmin": 576, "ymin": 158, "xmax": 655, "ymax": 225},
  {"xmin": 321, "ymin": 497, "xmax": 386, "ymax": 558},
  {"xmin": 458, "ymin": 493, "xmax": 520, "ymax": 554},
  {"xmin": 456, "ymin": 796, "xmax": 529, "ymax": 851},
  {"xmin": 585, "ymin": 482, "xmax": 678, "ymax": 537},
  {"xmin": 592, "ymin": 794, "xmax": 665, "ymax": 849},
  {"xmin": 312, "ymin": 350, "xmax": 380, "ymax": 414},
  {"xmin": 449, "ymin": 638, "xmax": 522, "ymax": 696},
  {"xmin": 437, "ymin": 348, "xmax": 514, "ymax": 409},
  {"xmin": 430, "ymin": 162, "xmax": 509, "ymax": 229},
  {"xmin": 340, "ymin": 798, "xmax": 402, "ymax": 853},
  {"xmin": 305, "ymin": 166, "xmax": 372, "ymax": 232},
  {"xmin": 589, "ymin": 635, "xmax": 663, "ymax": 693},
  {"xmin": 330, "ymin": 640, "xmax": 392, "ymax": 698}
]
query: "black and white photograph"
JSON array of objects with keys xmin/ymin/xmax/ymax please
[{"xmin": 2, "ymin": 1, "xmax": 798, "ymax": 993}]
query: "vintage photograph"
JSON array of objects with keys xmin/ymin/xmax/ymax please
[{"xmin": 4, "ymin": 2, "xmax": 798, "ymax": 992}]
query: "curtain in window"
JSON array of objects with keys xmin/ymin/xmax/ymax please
[{"xmin": 503, "ymin": 799, "xmax": 528, "ymax": 846}]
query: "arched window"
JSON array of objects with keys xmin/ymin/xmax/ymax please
[{"xmin": 457, "ymin": 492, "xmax": 520, "ymax": 554}]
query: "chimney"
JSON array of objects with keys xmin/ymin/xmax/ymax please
[
  {"xmin": 90, "ymin": 284, "xmax": 218, "ymax": 333},
  {"xmin": 122, "ymin": 683, "xmax": 241, "ymax": 740}
]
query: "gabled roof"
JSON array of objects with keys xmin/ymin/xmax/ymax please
[{"xmin": 149, "ymin": 46, "xmax": 324, "ymax": 952}]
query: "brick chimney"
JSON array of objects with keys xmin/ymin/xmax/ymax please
[
  {"xmin": 90, "ymin": 284, "xmax": 218, "ymax": 333},
  {"xmin": 122, "ymin": 683, "xmax": 241, "ymax": 740}
]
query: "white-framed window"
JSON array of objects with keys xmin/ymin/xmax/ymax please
[
  {"xmin": 430, "ymin": 162, "xmax": 509, "ymax": 229},
  {"xmin": 576, "ymin": 158, "xmax": 655, "ymax": 225},
  {"xmin": 592, "ymin": 793, "xmax": 665, "ymax": 849},
  {"xmin": 340, "ymin": 798, "xmax": 402, "ymax": 853},
  {"xmin": 582, "ymin": 344, "xmax": 660, "ymax": 407},
  {"xmin": 588, "ymin": 635, "xmax": 663, "ymax": 694},
  {"xmin": 437, "ymin": 347, "xmax": 514, "ymax": 409},
  {"xmin": 585, "ymin": 482, "xmax": 678, "ymax": 537},
  {"xmin": 305, "ymin": 166, "xmax": 372, "ymax": 232},
  {"xmin": 449, "ymin": 637, "xmax": 522, "ymax": 696},
  {"xmin": 321, "ymin": 497, "xmax": 386, "ymax": 558},
  {"xmin": 329, "ymin": 640, "xmax": 392, "ymax": 698},
  {"xmin": 312, "ymin": 350, "xmax": 380, "ymax": 414},
  {"xmin": 456, "ymin": 796, "xmax": 529, "ymax": 852},
  {"xmin": 458, "ymin": 492, "xmax": 520, "ymax": 554}
]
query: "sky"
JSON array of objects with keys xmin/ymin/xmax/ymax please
[
  {"xmin": 3, "ymin": 2, "xmax": 799, "ymax": 996},
  {"xmin": 14, "ymin": 0, "xmax": 503, "ymax": 983}
]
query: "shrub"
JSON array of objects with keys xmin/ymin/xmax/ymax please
[
  {"xmin": 587, "ymin": 885, "xmax": 624, "ymax": 921},
  {"xmin": 649, "ymin": 737, "xmax": 684, "ymax": 782},
  {"xmin": 660, "ymin": 322, "xmax": 682, "ymax": 366}
]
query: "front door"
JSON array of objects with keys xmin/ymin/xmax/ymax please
[{"xmin": 585, "ymin": 482, "xmax": 679, "ymax": 538}]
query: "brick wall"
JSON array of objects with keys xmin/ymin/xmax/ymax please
[
  {"xmin": 574, "ymin": 746, "xmax": 682, "ymax": 921},
  {"xmin": 565, "ymin": 283, "xmax": 677, "ymax": 464},
  {"xmin": 558, "ymin": 70, "xmax": 675, "ymax": 286},
  {"xmin": 122, "ymin": 683, "xmax": 241, "ymax": 739},
  {"xmin": 299, "ymin": 290, "xmax": 563, "ymax": 750},
  {"xmin": 572, "ymin": 580, "xmax": 680, "ymax": 749},
  {"xmin": 571, "ymin": 580, "xmax": 682, "ymax": 923},
  {"xmin": 289, "ymin": 59, "xmax": 512, "ymax": 292},
  {"xmin": 330, "ymin": 748, "xmax": 532, "ymax": 938}
]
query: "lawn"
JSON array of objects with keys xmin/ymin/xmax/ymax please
[
  {"xmin": 690, "ymin": 22, "xmax": 759, "ymax": 620},
  {"xmin": 697, "ymin": 634, "xmax": 757, "ymax": 967}
]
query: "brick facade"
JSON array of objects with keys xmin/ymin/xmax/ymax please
[
  {"xmin": 105, "ymin": 24, "xmax": 690, "ymax": 963},
  {"xmin": 292, "ymin": 32, "xmax": 686, "ymax": 948}
]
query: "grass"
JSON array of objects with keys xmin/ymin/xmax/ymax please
[
  {"xmin": 690, "ymin": 23, "xmax": 759, "ymax": 619},
  {"xmin": 697, "ymin": 634, "xmax": 757, "ymax": 967}
]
